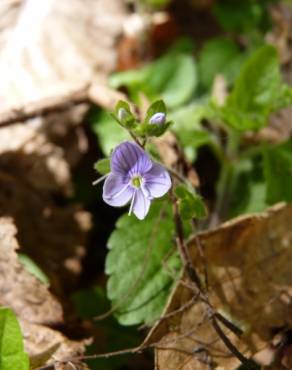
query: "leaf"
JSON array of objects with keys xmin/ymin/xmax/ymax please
[
  {"xmin": 228, "ymin": 158, "xmax": 267, "ymax": 217},
  {"xmin": 160, "ymin": 53, "xmax": 197, "ymax": 108},
  {"xmin": 145, "ymin": 203, "xmax": 292, "ymax": 370},
  {"xmin": 175, "ymin": 184, "xmax": 207, "ymax": 220},
  {"xmin": 221, "ymin": 45, "xmax": 281, "ymax": 130},
  {"xmin": 94, "ymin": 158, "xmax": 110, "ymax": 175},
  {"xmin": 0, "ymin": 217, "xmax": 88, "ymax": 369},
  {"xmin": 198, "ymin": 37, "xmax": 245, "ymax": 89},
  {"xmin": 213, "ymin": 0, "xmax": 269, "ymax": 33},
  {"xmin": 0, "ymin": 308, "xmax": 29, "ymax": 370},
  {"xmin": 114, "ymin": 100, "xmax": 137, "ymax": 129},
  {"xmin": 91, "ymin": 109, "xmax": 130, "ymax": 156},
  {"xmin": 264, "ymin": 140, "xmax": 292, "ymax": 204},
  {"xmin": 18, "ymin": 254, "xmax": 49, "ymax": 285},
  {"xmin": 110, "ymin": 50, "xmax": 197, "ymax": 108},
  {"xmin": 106, "ymin": 201, "xmax": 181, "ymax": 325}
]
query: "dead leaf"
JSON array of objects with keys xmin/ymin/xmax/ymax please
[
  {"xmin": 0, "ymin": 157, "xmax": 91, "ymax": 296},
  {"xmin": 145, "ymin": 203, "xmax": 292, "ymax": 369},
  {"xmin": 0, "ymin": 216, "xmax": 90, "ymax": 369},
  {"xmin": 0, "ymin": 217, "xmax": 62, "ymax": 324}
]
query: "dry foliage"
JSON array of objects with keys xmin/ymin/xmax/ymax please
[
  {"xmin": 144, "ymin": 203, "xmax": 292, "ymax": 369},
  {"xmin": 0, "ymin": 217, "xmax": 89, "ymax": 369}
]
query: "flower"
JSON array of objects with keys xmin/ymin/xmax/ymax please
[
  {"xmin": 149, "ymin": 112, "xmax": 166, "ymax": 125},
  {"xmin": 102, "ymin": 141, "xmax": 171, "ymax": 220}
]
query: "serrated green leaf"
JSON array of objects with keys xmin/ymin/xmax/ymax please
[
  {"xmin": 105, "ymin": 201, "xmax": 181, "ymax": 325},
  {"xmin": 94, "ymin": 158, "xmax": 111, "ymax": 175},
  {"xmin": 264, "ymin": 140, "xmax": 292, "ymax": 204},
  {"xmin": 0, "ymin": 308, "xmax": 29, "ymax": 370},
  {"xmin": 18, "ymin": 254, "xmax": 49, "ymax": 285}
]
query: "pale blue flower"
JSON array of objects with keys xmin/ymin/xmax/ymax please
[{"xmin": 102, "ymin": 141, "xmax": 171, "ymax": 220}]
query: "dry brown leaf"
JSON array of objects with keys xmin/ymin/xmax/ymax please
[
  {"xmin": 0, "ymin": 216, "xmax": 89, "ymax": 369},
  {"xmin": 145, "ymin": 203, "xmax": 292, "ymax": 369},
  {"xmin": 0, "ymin": 0, "xmax": 128, "ymax": 169},
  {"xmin": 21, "ymin": 320, "xmax": 90, "ymax": 369},
  {"xmin": 0, "ymin": 217, "xmax": 62, "ymax": 324},
  {"xmin": 0, "ymin": 157, "xmax": 91, "ymax": 296}
]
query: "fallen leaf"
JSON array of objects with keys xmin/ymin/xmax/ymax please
[
  {"xmin": 145, "ymin": 203, "xmax": 292, "ymax": 369},
  {"xmin": 0, "ymin": 217, "xmax": 89, "ymax": 369}
]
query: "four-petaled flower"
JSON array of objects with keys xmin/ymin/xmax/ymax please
[{"xmin": 102, "ymin": 141, "xmax": 171, "ymax": 220}]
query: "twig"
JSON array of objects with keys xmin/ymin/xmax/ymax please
[
  {"xmin": 171, "ymin": 188, "xmax": 251, "ymax": 367},
  {"xmin": 211, "ymin": 316, "xmax": 255, "ymax": 368}
]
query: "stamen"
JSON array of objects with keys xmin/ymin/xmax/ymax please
[
  {"xmin": 92, "ymin": 174, "xmax": 109, "ymax": 186},
  {"xmin": 128, "ymin": 190, "xmax": 136, "ymax": 216}
]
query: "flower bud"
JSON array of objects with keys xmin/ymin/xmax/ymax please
[
  {"xmin": 149, "ymin": 112, "xmax": 166, "ymax": 125},
  {"xmin": 117, "ymin": 107, "xmax": 129, "ymax": 122}
]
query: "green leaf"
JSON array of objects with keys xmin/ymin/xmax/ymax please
[
  {"xmin": 175, "ymin": 185, "xmax": 207, "ymax": 220},
  {"xmin": 160, "ymin": 53, "xmax": 197, "ymax": 108},
  {"xmin": 198, "ymin": 37, "xmax": 245, "ymax": 88},
  {"xmin": 213, "ymin": 0, "xmax": 269, "ymax": 33},
  {"xmin": 229, "ymin": 45, "xmax": 280, "ymax": 112},
  {"xmin": 18, "ymin": 254, "xmax": 49, "ymax": 285},
  {"xmin": 264, "ymin": 140, "xmax": 292, "ymax": 204},
  {"xmin": 0, "ymin": 308, "xmax": 29, "ymax": 370},
  {"xmin": 106, "ymin": 201, "xmax": 181, "ymax": 325},
  {"xmin": 228, "ymin": 158, "xmax": 267, "ymax": 217},
  {"xmin": 219, "ymin": 45, "xmax": 283, "ymax": 130},
  {"xmin": 91, "ymin": 110, "xmax": 130, "ymax": 156},
  {"xmin": 94, "ymin": 158, "xmax": 111, "ymax": 175},
  {"xmin": 110, "ymin": 49, "xmax": 197, "ymax": 108}
]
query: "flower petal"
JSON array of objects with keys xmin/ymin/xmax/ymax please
[
  {"xmin": 103, "ymin": 174, "xmax": 133, "ymax": 206},
  {"xmin": 111, "ymin": 141, "xmax": 152, "ymax": 176},
  {"xmin": 132, "ymin": 189, "xmax": 151, "ymax": 220},
  {"xmin": 144, "ymin": 163, "xmax": 171, "ymax": 198}
]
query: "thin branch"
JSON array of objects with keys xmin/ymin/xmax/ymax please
[{"xmin": 211, "ymin": 316, "xmax": 255, "ymax": 368}]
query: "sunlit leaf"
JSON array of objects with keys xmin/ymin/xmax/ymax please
[
  {"xmin": 0, "ymin": 308, "xmax": 29, "ymax": 370},
  {"xmin": 94, "ymin": 158, "xmax": 111, "ymax": 175},
  {"xmin": 106, "ymin": 201, "xmax": 181, "ymax": 325},
  {"xmin": 18, "ymin": 254, "xmax": 49, "ymax": 285}
]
